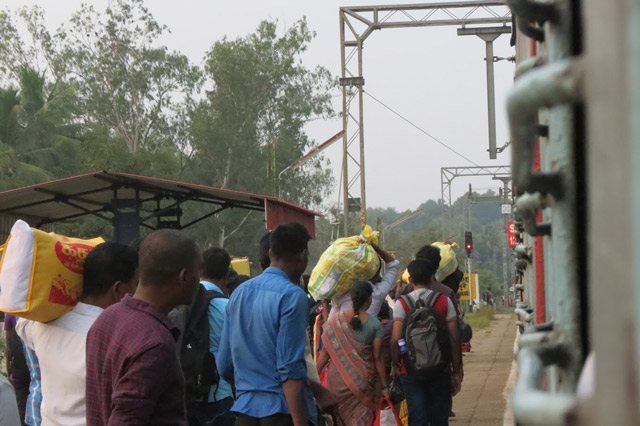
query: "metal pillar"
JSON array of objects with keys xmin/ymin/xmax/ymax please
[
  {"xmin": 339, "ymin": 3, "xmax": 512, "ymax": 235},
  {"xmin": 494, "ymin": 176, "xmax": 512, "ymax": 297},
  {"xmin": 458, "ymin": 26, "xmax": 512, "ymax": 159},
  {"xmin": 485, "ymin": 39, "xmax": 498, "ymax": 159}
]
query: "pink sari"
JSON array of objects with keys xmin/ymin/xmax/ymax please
[{"xmin": 322, "ymin": 312, "xmax": 378, "ymax": 426}]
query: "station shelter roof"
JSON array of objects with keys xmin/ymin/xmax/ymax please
[{"xmin": 0, "ymin": 171, "xmax": 321, "ymax": 239}]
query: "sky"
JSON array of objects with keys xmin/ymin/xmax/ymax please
[{"xmin": 5, "ymin": 0, "xmax": 516, "ymax": 212}]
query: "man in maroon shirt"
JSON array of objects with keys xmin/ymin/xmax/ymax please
[{"xmin": 86, "ymin": 230, "xmax": 202, "ymax": 426}]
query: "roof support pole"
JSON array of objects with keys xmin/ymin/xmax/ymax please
[{"xmin": 113, "ymin": 188, "xmax": 141, "ymax": 245}]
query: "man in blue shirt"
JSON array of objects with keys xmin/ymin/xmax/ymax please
[
  {"xmin": 218, "ymin": 222, "xmax": 316, "ymax": 426},
  {"xmin": 196, "ymin": 247, "xmax": 234, "ymax": 426}
]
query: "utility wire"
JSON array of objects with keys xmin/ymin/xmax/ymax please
[{"xmin": 364, "ymin": 91, "xmax": 482, "ymax": 167}]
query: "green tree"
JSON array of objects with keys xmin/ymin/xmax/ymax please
[
  {"xmin": 58, "ymin": 0, "xmax": 202, "ymax": 156},
  {"xmin": 0, "ymin": 67, "xmax": 81, "ymax": 189},
  {"xmin": 185, "ymin": 18, "xmax": 335, "ymax": 248},
  {"xmin": 478, "ymin": 268, "xmax": 503, "ymax": 299}
]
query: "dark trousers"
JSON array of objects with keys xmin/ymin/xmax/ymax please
[
  {"xmin": 187, "ymin": 397, "xmax": 235, "ymax": 426},
  {"xmin": 234, "ymin": 413, "xmax": 294, "ymax": 426},
  {"xmin": 400, "ymin": 372, "xmax": 452, "ymax": 426}
]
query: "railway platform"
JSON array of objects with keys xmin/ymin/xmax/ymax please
[{"xmin": 451, "ymin": 313, "xmax": 517, "ymax": 426}]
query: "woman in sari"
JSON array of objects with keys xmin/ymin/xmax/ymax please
[{"xmin": 316, "ymin": 281, "xmax": 390, "ymax": 426}]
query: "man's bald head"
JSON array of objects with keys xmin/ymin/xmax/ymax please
[{"xmin": 139, "ymin": 229, "xmax": 201, "ymax": 287}]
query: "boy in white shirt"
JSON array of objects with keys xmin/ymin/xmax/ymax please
[{"xmin": 16, "ymin": 242, "xmax": 138, "ymax": 426}]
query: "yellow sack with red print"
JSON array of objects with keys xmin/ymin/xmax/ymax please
[
  {"xmin": 308, "ymin": 225, "xmax": 381, "ymax": 300},
  {"xmin": 0, "ymin": 220, "xmax": 104, "ymax": 322}
]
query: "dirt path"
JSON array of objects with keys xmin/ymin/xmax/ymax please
[{"xmin": 451, "ymin": 313, "xmax": 517, "ymax": 426}]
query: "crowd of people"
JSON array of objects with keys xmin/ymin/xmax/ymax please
[{"xmin": 1, "ymin": 221, "xmax": 467, "ymax": 426}]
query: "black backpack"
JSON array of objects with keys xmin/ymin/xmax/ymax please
[
  {"xmin": 400, "ymin": 291, "xmax": 451, "ymax": 380},
  {"xmin": 180, "ymin": 283, "xmax": 228, "ymax": 402}
]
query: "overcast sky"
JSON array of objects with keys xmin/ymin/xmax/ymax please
[{"xmin": 6, "ymin": 0, "xmax": 515, "ymax": 212}]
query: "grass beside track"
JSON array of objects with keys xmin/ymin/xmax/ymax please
[{"xmin": 466, "ymin": 307, "xmax": 495, "ymax": 331}]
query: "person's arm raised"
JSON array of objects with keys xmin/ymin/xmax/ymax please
[{"xmin": 370, "ymin": 242, "xmax": 395, "ymax": 264}]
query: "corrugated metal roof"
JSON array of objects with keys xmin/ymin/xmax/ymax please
[{"xmin": 0, "ymin": 171, "xmax": 322, "ymax": 237}]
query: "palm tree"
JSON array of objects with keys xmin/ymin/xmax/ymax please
[{"xmin": 0, "ymin": 67, "xmax": 81, "ymax": 190}]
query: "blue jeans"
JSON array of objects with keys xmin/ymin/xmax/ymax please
[
  {"xmin": 399, "ymin": 372, "xmax": 452, "ymax": 426},
  {"xmin": 187, "ymin": 396, "xmax": 235, "ymax": 426}
]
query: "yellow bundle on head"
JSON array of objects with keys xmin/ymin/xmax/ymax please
[
  {"xmin": 431, "ymin": 241, "xmax": 459, "ymax": 282},
  {"xmin": 308, "ymin": 225, "xmax": 380, "ymax": 300},
  {"xmin": 0, "ymin": 220, "xmax": 104, "ymax": 322},
  {"xmin": 401, "ymin": 268, "xmax": 410, "ymax": 283}
]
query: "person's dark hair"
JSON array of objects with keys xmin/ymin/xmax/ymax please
[
  {"xmin": 415, "ymin": 244, "xmax": 441, "ymax": 268},
  {"xmin": 227, "ymin": 274, "xmax": 250, "ymax": 296},
  {"xmin": 350, "ymin": 280, "xmax": 373, "ymax": 330},
  {"xmin": 442, "ymin": 268, "xmax": 463, "ymax": 293},
  {"xmin": 138, "ymin": 229, "xmax": 200, "ymax": 286},
  {"xmin": 82, "ymin": 242, "xmax": 138, "ymax": 298},
  {"xmin": 201, "ymin": 247, "xmax": 231, "ymax": 280},
  {"xmin": 259, "ymin": 232, "xmax": 271, "ymax": 270},
  {"xmin": 407, "ymin": 258, "xmax": 437, "ymax": 286},
  {"xmin": 269, "ymin": 223, "xmax": 311, "ymax": 260},
  {"xmin": 378, "ymin": 300, "xmax": 392, "ymax": 320}
]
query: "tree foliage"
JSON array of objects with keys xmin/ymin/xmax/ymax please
[
  {"xmin": 364, "ymin": 193, "xmax": 510, "ymax": 288},
  {"xmin": 0, "ymin": 1, "xmax": 336, "ymax": 253}
]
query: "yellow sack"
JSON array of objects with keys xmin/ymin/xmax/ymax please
[
  {"xmin": 402, "ymin": 242, "xmax": 459, "ymax": 283},
  {"xmin": 0, "ymin": 220, "xmax": 104, "ymax": 322},
  {"xmin": 230, "ymin": 257, "xmax": 250, "ymax": 276},
  {"xmin": 308, "ymin": 225, "xmax": 380, "ymax": 300},
  {"xmin": 432, "ymin": 242, "xmax": 459, "ymax": 282},
  {"xmin": 399, "ymin": 400, "xmax": 409, "ymax": 425}
]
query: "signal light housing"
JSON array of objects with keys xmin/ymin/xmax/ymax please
[{"xmin": 464, "ymin": 231, "xmax": 473, "ymax": 256}]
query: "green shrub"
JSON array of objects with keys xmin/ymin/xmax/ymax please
[{"xmin": 466, "ymin": 307, "xmax": 495, "ymax": 331}]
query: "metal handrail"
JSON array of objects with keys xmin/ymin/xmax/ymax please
[
  {"xmin": 512, "ymin": 344, "xmax": 577, "ymax": 426},
  {"xmin": 507, "ymin": 58, "xmax": 585, "ymax": 193}
]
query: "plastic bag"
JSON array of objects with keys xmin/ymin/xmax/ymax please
[
  {"xmin": 0, "ymin": 220, "xmax": 104, "ymax": 322},
  {"xmin": 374, "ymin": 397, "xmax": 402, "ymax": 426},
  {"xmin": 432, "ymin": 241, "xmax": 459, "ymax": 282},
  {"xmin": 308, "ymin": 225, "xmax": 380, "ymax": 300},
  {"xmin": 389, "ymin": 378, "xmax": 404, "ymax": 404}
]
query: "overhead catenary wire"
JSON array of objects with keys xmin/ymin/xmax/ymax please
[{"xmin": 364, "ymin": 90, "xmax": 483, "ymax": 168}]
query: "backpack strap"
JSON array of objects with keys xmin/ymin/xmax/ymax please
[
  {"xmin": 206, "ymin": 290, "xmax": 228, "ymax": 301},
  {"xmin": 399, "ymin": 295, "xmax": 415, "ymax": 314},
  {"xmin": 423, "ymin": 290, "xmax": 440, "ymax": 308}
]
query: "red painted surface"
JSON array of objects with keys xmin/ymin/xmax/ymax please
[
  {"xmin": 531, "ymin": 39, "xmax": 546, "ymax": 324},
  {"xmin": 531, "ymin": 39, "xmax": 546, "ymax": 323},
  {"xmin": 265, "ymin": 199, "xmax": 316, "ymax": 239}
]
